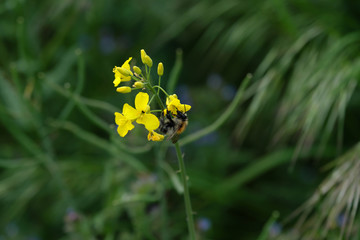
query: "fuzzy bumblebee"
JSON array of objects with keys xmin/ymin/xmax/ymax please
[{"xmin": 159, "ymin": 110, "xmax": 188, "ymax": 143}]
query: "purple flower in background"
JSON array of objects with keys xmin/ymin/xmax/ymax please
[
  {"xmin": 100, "ymin": 32, "xmax": 116, "ymax": 54},
  {"xmin": 65, "ymin": 208, "xmax": 79, "ymax": 223},
  {"xmin": 221, "ymin": 84, "xmax": 236, "ymax": 101},
  {"xmin": 269, "ymin": 222, "xmax": 282, "ymax": 237},
  {"xmin": 176, "ymin": 85, "xmax": 192, "ymax": 107},
  {"xmin": 197, "ymin": 217, "xmax": 212, "ymax": 232},
  {"xmin": 5, "ymin": 222, "xmax": 18, "ymax": 237},
  {"xmin": 337, "ymin": 213, "xmax": 347, "ymax": 227}
]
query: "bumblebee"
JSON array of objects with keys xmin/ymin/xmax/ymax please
[{"xmin": 159, "ymin": 110, "xmax": 188, "ymax": 143}]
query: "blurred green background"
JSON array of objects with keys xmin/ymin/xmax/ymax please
[{"xmin": 1, "ymin": 0, "xmax": 360, "ymax": 239}]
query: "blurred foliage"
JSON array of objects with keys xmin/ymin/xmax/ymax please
[{"xmin": 1, "ymin": 0, "xmax": 360, "ymax": 239}]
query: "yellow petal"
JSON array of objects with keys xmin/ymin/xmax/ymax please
[
  {"xmin": 178, "ymin": 104, "xmax": 191, "ymax": 112},
  {"xmin": 115, "ymin": 112, "xmax": 134, "ymax": 137},
  {"xmin": 168, "ymin": 100, "xmax": 181, "ymax": 115},
  {"xmin": 135, "ymin": 92, "xmax": 149, "ymax": 112},
  {"xmin": 144, "ymin": 113, "xmax": 160, "ymax": 131},
  {"xmin": 123, "ymin": 103, "xmax": 140, "ymax": 120},
  {"xmin": 136, "ymin": 113, "xmax": 159, "ymax": 131},
  {"xmin": 121, "ymin": 76, "xmax": 132, "ymax": 82},
  {"xmin": 117, "ymin": 122, "xmax": 134, "ymax": 137},
  {"xmin": 168, "ymin": 105, "xmax": 178, "ymax": 115},
  {"xmin": 148, "ymin": 131, "xmax": 164, "ymax": 141},
  {"xmin": 113, "ymin": 77, "xmax": 121, "ymax": 87},
  {"xmin": 121, "ymin": 57, "xmax": 132, "ymax": 71},
  {"xmin": 124, "ymin": 120, "xmax": 135, "ymax": 131},
  {"xmin": 166, "ymin": 94, "xmax": 178, "ymax": 106},
  {"xmin": 117, "ymin": 126, "xmax": 127, "ymax": 137},
  {"xmin": 114, "ymin": 112, "xmax": 125, "ymax": 125},
  {"xmin": 169, "ymin": 98, "xmax": 180, "ymax": 106}
]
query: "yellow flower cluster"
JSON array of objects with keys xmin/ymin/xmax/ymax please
[{"xmin": 112, "ymin": 49, "xmax": 191, "ymax": 142}]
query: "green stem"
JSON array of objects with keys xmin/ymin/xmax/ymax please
[
  {"xmin": 150, "ymin": 109, "xmax": 163, "ymax": 113},
  {"xmin": 174, "ymin": 142, "xmax": 196, "ymax": 240},
  {"xmin": 157, "ymin": 76, "xmax": 161, "ymax": 95},
  {"xmin": 153, "ymin": 85, "xmax": 170, "ymax": 98},
  {"xmin": 131, "ymin": 75, "xmax": 142, "ymax": 81},
  {"xmin": 156, "ymin": 144, "xmax": 169, "ymax": 240},
  {"xmin": 145, "ymin": 65, "xmax": 149, "ymax": 78},
  {"xmin": 146, "ymin": 83, "xmax": 165, "ymax": 110},
  {"xmin": 148, "ymin": 94, "xmax": 156, "ymax": 106}
]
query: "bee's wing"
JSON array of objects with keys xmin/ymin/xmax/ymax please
[
  {"xmin": 170, "ymin": 133, "xmax": 180, "ymax": 143},
  {"xmin": 163, "ymin": 127, "xmax": 177, "ymax": 142}
]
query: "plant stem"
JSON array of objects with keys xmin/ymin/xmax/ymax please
[
  {"xmin": 157, "ymin": 76, "xmax": 161, "ymax": 95},
  {"xmin": 147, "ymin": 83, "xmax": 165, "ymax": 110},
  {"xmin": 153, "ymin": 85, "xmax": 170, "ymax": 98},
  {"xmin": 157, "ymin": 144, "xmax": 169, "ymax": 240},
  {"xmin": 174, "ymin": 142, "xmax": 196, "ymax": 240}
]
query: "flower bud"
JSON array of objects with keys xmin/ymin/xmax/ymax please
[
  {"xmin": 144, "ymin": 55, "xmax": 153, "ymax": 68},
  {"xmin": 118, "ymin": 67, "xmax": 132, "ymax": 77},
  {"xmin": 157, "ymin": 62, "xmax": 164, "ymax": 76},
  {"xmin": 133, "ymin": 81, "xmax": 144, "ymax": 88},
  {"xmin": 133, "ymin": 66, "xmax": 142, "ymax": 75},
  {"xmin": 116, "ymin": 86, "xmax": 132, "ymax": 93},
  {"xmin": 140, "ymin": 49, "xmax": 146, "ymax": 64}
]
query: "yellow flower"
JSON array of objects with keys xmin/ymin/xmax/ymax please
[
  {"xmin": 147, "ymin": 131, "xmax": 164, "ymax": 141},
  {"xmin": 123, "ymin": 92, "xmax": 160, "ymax": 131},
  {"xmin": 116, "ymin": 86, "xmax": 132, "ymax": 93},
  {"xmin": 166, "ymin": 94, "xmax": 191, "ymax": 115},
  {"xmin": 157, "ymin": 62, "xmax": 164, "ymax": 76},
  {"xmin": 113, "ymin": 57, "xmax": 133, "ymax": 87},
  {"xmin": 114, "ymin": 112, "xmax": 134, "ymax": 137}
]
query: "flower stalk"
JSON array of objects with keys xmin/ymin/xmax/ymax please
[
  {"xmin": 145, "ymin": 82, "xmax": 166, "ymax": 110},
  {"xmin": 175, "ymin": 142, "xmax": 196, "ymax": 240}
]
